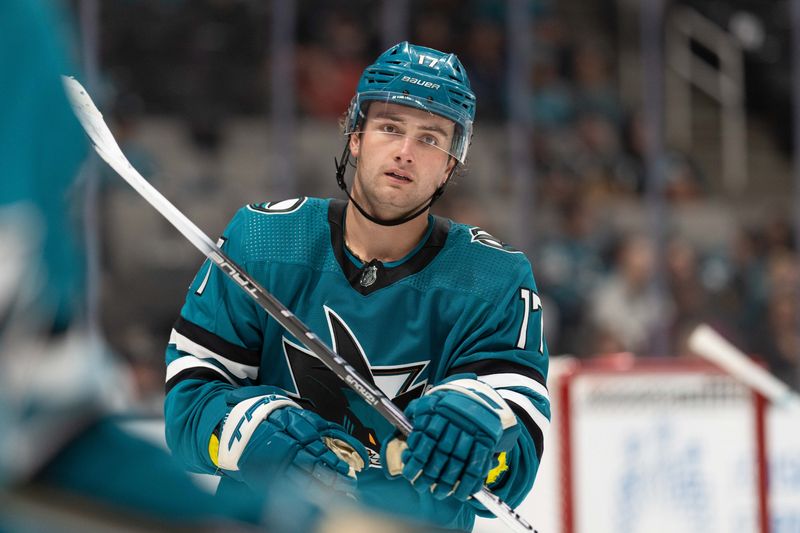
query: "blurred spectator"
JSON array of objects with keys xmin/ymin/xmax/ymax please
[
  {"xmin": 665, "ymin": 238, "xmax": 712, "ymax": 356},
  {"xmin": 609, "ymin": 111, "xmax": 648, "ymax": 195},
  {"xmin": 412, "ymin": 10, "xmax": 456, "ymax": 53},
  {"xmin": 571, "ymin": 39, "xmax": 623, "ymax": 126},
  {"xmin": 530, "ymin": 6, "xmax": 571, "ymax": 76},
  {"xmin": 572, "ymin": 111, "xmax": 626, "ymax": 199},
  {"xmin": 436, "ymin": 193, "xmax": 493, "ymax": 230},
  {"xmin": 587, "ymin": 234, "xmax": 672, "ymax": 356},
  {"xmin": 530, "ymin": 49, "xmax": 575, "ymax": 131},
  {"xmin": 536, "ymin": 161, "xmax": 583, "ymax": 208},
  {"xmin": 719, "ymin": 227, "xmax": 766, "ymax": 329},
  {"xmin": 537, "ymin": 196, "xmax": 604, "ymax": 354},
  {"xmin": 614, "ymin": 111, "xmax": 705, "ymax": 199},
  {"xmin": 756, "ymin": 291, "xmax": 800, "ymax": 388},
  {"xmin": 750, "ymin": 252, "xmax": 800, "ymax": 388},
  {"xmin": 763, "ymin": 216, "xmax": 795, "ymax": 253},
  {"xmin": 296, "ymin": 13, "xmax": 368, "ymax": 119},
  {"xmin": 463, "ymin": 20, "xmax": 506, "ymax": 120},
  {"xmin": 175, "ymin": 0, "xmax": 268, "ymax": 133}
]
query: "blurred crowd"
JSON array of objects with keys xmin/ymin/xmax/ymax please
[{"xmin": 86, "ymin": 0, "xmax": 800, "ymax": 397}]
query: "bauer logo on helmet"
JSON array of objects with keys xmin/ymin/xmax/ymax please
[{"xmin": 400, "ymin": 76, "xmax": 441, "ymax": 90}]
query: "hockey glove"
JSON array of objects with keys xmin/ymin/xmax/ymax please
[
  {"xmin": 214, "ymin": 386, "xmax": 368, "ymax": 494},
  {"xmin": 381, "ymin": 375, "xmax": 520, "ymax": 501}
]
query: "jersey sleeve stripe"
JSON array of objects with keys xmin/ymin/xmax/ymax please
[
  {"xmin": 174, "ymin": 316, "xmax": 261, "ymax": 367},
  {"xmin": 497, "ymin": 389, "xmax": 549, "ymax": 460},
  {"xmin": 166, "ymin": 368, "xmax": 234, "ymax": 394},
  {"xmin": 508, "ymin": 402, "xmax": 545, "ymax": 460},
  {"xmin": 165, "ymin": 355, "xmax": 236, "ymax": 393},
  {"xmin": 448, "ymin": 359, "xmax": 547, "ymax": 390},
  {"xmin": 476, "ymin": 373, "xmax": 550, "ymax": 403},
  {"xmin": 169, "ymin": 328, "xmax": 259, "ymax": 380}
]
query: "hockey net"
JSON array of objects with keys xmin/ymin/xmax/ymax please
[{"xmin": 502, "ymin": 355, "xmax": 769, "ymax": 533}]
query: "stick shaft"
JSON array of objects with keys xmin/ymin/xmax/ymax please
[{"xmin": 62, "ymin": 76, "xmax": 535, "ymax": 532}]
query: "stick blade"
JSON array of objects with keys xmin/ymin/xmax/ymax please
[{"xmin": 60, "ymin": 75, "xmax": 129, "ymax": 173}]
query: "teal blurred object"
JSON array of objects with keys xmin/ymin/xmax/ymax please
[
  {"xmin": 0, "ymin": 0, "xmax": 88, "ymax": 329},
  {"xmin": 0, "ymin": 0, "xmax": 279, "ymax": 528}
]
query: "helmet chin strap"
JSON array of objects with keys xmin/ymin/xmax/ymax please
[{"xmin": 334, "ymin": 143, "xmax": 454, "ymax": 227}]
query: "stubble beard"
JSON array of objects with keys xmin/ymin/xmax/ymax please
[{"xmin": 352, "ymin": 170, "xmax": 432, "ymax": 221}]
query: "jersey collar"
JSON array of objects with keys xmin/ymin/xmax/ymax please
[{"xmin": 328, "ymin": 199, "xmax": 450, "ymax": 295}]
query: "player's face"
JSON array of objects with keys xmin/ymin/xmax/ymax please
[{"xmin": 349, "ymin": 103, "xmax": 457, "ymax": 220}]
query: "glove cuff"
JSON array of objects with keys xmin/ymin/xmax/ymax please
[
  {"xmin": 427, "ymin": 378, "xmax": 517, "ymax": 432},
  {"xmin": 217, "ymin": 393, "xmax": 300, "ymax": 471}
]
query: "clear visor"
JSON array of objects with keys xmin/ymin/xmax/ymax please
[{"xmin": 346, "ymin": 94, "xmax": 472, "ymax": 164}]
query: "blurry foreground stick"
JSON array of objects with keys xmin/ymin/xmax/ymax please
[
  {"xmin": 61, "ymin": 76, "xmax": 538, "ymax": 533},
  {"xmin": 688, "ymin": 324, "xmax": 800, "ymax": 412}
]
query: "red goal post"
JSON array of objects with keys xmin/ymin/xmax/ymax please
[{"xmin": 514, "ymin": 355, "xmax": 769, "ymax": 533}]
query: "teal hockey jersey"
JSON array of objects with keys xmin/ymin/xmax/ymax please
[{"xmin": 164, "ymin": 198, "xmax": 551, "ymax": 530}]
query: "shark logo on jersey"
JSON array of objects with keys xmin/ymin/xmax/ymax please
[
  {"xmin": 247, "ymin": 197, "xmax": 307, "ymax": 214},
  {"xmin": 469, "ymin": 227, "xmax": 521, "ymax": 254},
  {"xmin": 282, "ymin": 306, "xmax": 428, "ymax": 467}
]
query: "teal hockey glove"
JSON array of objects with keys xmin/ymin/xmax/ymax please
[
  {"xmin": 214, "ymin": 387, "xmax": 368, "ymax": 493},
  {"xmin": 382, "ymin": 376, "xmax": 520, "ymax": 501}
]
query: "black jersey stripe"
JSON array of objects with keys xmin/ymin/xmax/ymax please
[
  {"xmin": 166, "ymin": 368, "xmax": 232, "ymax": 394},
  {"xmin": 508, "ymin": 402, "xmax": 545, "ymax": 460},
  {"xmin": 173, "ymin": 316, "xmax": 261, "ymax": 367},
  {"xmin": 448, "ymin": 359, "xmax": 547, "ymax": 391}
]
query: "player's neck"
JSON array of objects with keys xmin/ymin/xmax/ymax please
[{"xmin": 344, "ymin": 202, "xmax": 429, "ymax": 264}]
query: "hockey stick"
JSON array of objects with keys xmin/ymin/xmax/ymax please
[
  {"xmin": 62, "ymin": 76, "xmax": 537, "ymax": 533},
  {"xmin": 688, "ymin": 324, "xmax": 800, "ymax": 412}
]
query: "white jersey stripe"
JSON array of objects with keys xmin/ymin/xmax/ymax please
[
  {"xmin": 165, "ymin": 355, "xmax": 236, "ymax": 385},
  {"xmin": 169, "ymin": 329, "xmax": 259, "ymax": 380},
  {"xmin": 497, "ymin": 389, "xmax": 550, "ymax": 439},
  {"xmin": 477, "ymin": 373, "xmax": 550, "ymax": 403}
]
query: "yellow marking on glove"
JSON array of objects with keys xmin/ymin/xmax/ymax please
[
  {"xmin": 208, "ymin": 433, "xmax": 220, "ymax": 468},
  {"xmin": 486, "ymin": 452, "xmax": 509, "ymax": 485}
]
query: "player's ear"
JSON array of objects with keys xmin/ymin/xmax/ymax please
[
  {"xmin": 349, "ymin": 132, "xmax": 361, "ymax": 158},
  {"xmin": 440, "ymin": 157, "xmax": 457, "ymax": 187}
]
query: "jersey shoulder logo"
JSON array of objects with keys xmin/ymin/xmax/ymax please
[
  {"xmin": 247, "ymin": 197, "xmax": 307, "ymax": 215},
  {"xmin": 469, "ymin": 227, "xmax": 521, "ymax": 254}
]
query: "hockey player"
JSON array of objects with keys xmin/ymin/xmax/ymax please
[{"xmin": 165, "ymin": 41, "xmax": 550, "ymax": 531}]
